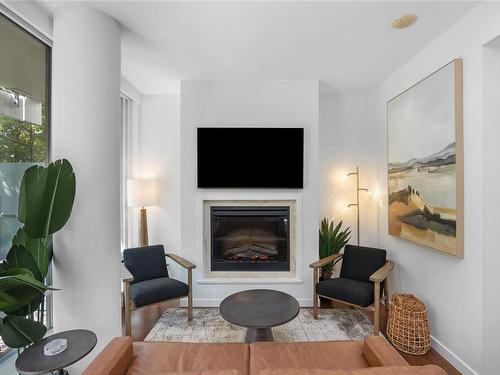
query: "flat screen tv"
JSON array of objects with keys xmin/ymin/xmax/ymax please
[{"xmin": 197, "ymin": 127, "xmax": 304, "ymax": 188}]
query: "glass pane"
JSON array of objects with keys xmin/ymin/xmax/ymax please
[{"xmin": 0, "ymin": 12, "xmax": 50, "ymax": 360}]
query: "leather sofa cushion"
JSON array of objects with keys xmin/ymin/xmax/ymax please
[
  {"xmin": 362, "ymin": 336, "xmax": 408, "ymax": 367},
  {"xmin": 249, "ymin": 341, "xmax": 369, "ymax": 375},
  {"xmin": 130, "ymin": 277, "xmax": 189, "ymax": 307},
  {"xmin": 166, "ymin": 371, "xmax": 242, "ymax": 375},
  {"xmin": 316, "ymin": 278, "xmax": 374, "ymax": 307},
  {"xmin": 126, "ymin": 342, "xmax": 249, "ymax": 375},
  {"xmin": 82, "ymin": 336, "xmax": 132, "ymax": 375},
  {"xmin": 258, "ymin": 365, "xmax": 446, "ymax": 375}
]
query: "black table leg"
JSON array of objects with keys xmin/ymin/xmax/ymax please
[{"xmin": 245, "ymin": 327, "xmax": 274, "ymax": 343}]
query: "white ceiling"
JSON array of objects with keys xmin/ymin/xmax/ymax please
[{"xmin": 38, "ymin": 1, "xmax": 478, "ymax": 95}]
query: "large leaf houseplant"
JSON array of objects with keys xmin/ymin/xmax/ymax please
[
  {"xmin": 319, "ymin": 218, "xmax": 351, "ymax": 280},
  {"xmin": 0, "ymin": 159, "xmax": 75, "ymax": 349}
]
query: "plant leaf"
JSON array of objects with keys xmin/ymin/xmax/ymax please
[
  {"xmin": 19, "ymin": 159, "xmax": 76, "ymax": 239},
  {"xmin": 5, "ymin": 245, "xmax": 43, "ymax": 282},
  {"xmin": 0, "ymin": 316, "xmax": 47, "ymax": 348},
  {"xmin": 319, "ymin": 218, "xmax": 351, "ymax": 263},
  {"xmin": 0, "ymin": 269, "xmax": 55, "ymax": 313},
  {"xmin": 18, "ymin": 164, "xmax": 48, "ymax": 225},
  {"xmin": 13, "ymin": 229, "xmax": 52, "ymax": 279}
]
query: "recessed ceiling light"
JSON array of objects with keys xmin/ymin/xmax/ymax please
[{"xmin": 392, "ymin": 14, "xmax": 418, "ymax": 29}]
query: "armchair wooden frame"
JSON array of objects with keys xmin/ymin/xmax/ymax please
[
  {"xmin": 310, "ymin": 254, "xmax": 394, "ymax": 335},
  {"xmin": 122, "ymin": 253, "xmax": 196, "ymax": 336}
]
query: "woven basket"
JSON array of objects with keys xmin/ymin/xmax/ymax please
[{"xmin": 386, "ymin": 294, "xmax": 431, "ymax": 355}]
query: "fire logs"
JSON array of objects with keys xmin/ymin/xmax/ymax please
[{"xmin": 224, "ymin": 244, "xmax": 278, "ymax": 261}]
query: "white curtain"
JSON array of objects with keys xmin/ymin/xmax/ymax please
[{"xmin": 120, "ymin": 93, "xmax": 140, "ymax": 250}]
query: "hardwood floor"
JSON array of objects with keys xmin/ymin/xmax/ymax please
[
  {"xmin": 122, "ymin": 299, "xmax": 460, "ymax": 374},
  {"xmin": 122, "ymin": 299, "xmax": 179, "ymax": 341}
]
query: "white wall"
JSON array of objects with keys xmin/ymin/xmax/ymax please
[
  {"xmin": 136, "ymin": 95, "xmax": 182, "ymax": 265},
  {"xmin": 52, "ymin": 6, "xmax": 122, "ymax": 373},
  {"xmin": 180, "ymin": 80, "xmax": 319, "ymax": 305},
  {"xmin": 2, "ymin": 0, "xmax": 52, "ymax": 40},
  {"xmin": 319, "ymin": 93, "xmax": 380, "ymax": 247},
  {"xmin": 481, "ymin": 38, "xmax": 500, "ymax": 375},
  {"xmin": 371, "ymin": 3, "xmax": 500, "ymax": 374}
]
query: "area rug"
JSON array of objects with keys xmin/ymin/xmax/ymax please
[{"xmin": 145, "ymin": 308, "xmax": 373, "ymax": 343}]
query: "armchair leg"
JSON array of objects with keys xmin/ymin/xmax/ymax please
[
  {"xmin": 312, "ymin": 268, "xmax": 318, "ymax": 319},
  {"xmin": 383, "ymin": 281, "xmax": 389, "ymax": 312},
  {"xmin": 123, "ymin": 281, "xmax": 132, "ymax": 336},
  {"xmin": 374, "ymin": 281, "xmax": 381, "ymax": 336},
  {"xmin": 188, "ymin": 268, "xmax": 193, "ymax": 321}
]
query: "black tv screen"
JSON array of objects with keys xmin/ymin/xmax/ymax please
[{"xmin": 197, "ymin": 128, "xmax": 304, "ymax": 188}]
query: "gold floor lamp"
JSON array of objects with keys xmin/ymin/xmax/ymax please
[
  {"xmin": 127, "ymin": 179, "xmax": 157, "ymax": 247},
  {"xmin": 346, "ymin": 167, "xmax": 369, "ymax": 245}
]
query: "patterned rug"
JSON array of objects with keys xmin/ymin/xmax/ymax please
[{"xmin": 145, "ymin": 308, "xmax": 373, "ymax": 343}]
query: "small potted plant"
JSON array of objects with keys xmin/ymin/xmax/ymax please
[{"xmin": 318, "ymin": 218, "xmax": 351, "ymax": 280}]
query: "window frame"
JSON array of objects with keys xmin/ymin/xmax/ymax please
[{"xmin": 0, "ymin": 8, "xmax": 52, "ymax": 364}]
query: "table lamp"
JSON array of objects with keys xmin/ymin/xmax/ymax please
[{"xmin": 127, "ymin": 179, "xmax": 157, "ymax": 247}]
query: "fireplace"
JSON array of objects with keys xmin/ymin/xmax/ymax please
[{"xmin": 210, "ymin": 206, "xmax": 290, "ymax": 272}]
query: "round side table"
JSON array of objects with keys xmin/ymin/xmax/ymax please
[
  {"xmin": 15, "ymin": 329, "xmax": 97, "ymax": 375},
  {"xmin": 220, "ymin": 289, "xmax": 300, "ymax": 343}
]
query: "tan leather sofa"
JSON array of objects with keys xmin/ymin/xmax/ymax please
[{"xmin": 82, "ymin": 336, "xmax": 446, "ymax": 375}]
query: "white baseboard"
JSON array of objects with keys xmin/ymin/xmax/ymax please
[
  {"xmin": 430, "ymin": 335, "xmax": 478, "ymax": 375},
  {"xmin": 181, "ymin": 298, "xmax": 313, "ymax": 308}
]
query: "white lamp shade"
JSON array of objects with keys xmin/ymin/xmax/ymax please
[{"xmin": 127, "ymin": 179, "xmax": 157, "ymax": 207}]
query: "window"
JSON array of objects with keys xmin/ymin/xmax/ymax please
[
  {"xmin": 120, "ymin": 93, "xmax": 140, "ymax": 250},
  {"xmin": 0, "ymin": 12, "xmax": 51, "ymax": 360}
]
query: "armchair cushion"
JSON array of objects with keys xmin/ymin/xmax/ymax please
[
  {"xmin": 340, "ymin": 245, "xmax": 386, "ymax": 283},
  {"xmin": 316, "ymin": 278, "xmax": 374, "ymax": 307},
  {"xmin": 123, "ymin": 245, "xmax": 169, "ymax": 282},
  {"xmin": 130, "ymin": 277, "xmax": 189, "ymax": 307}
]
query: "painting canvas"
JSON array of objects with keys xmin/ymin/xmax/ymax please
[{"xmin": 387, "ymin": 59, "xmax": 463, "ymax": 257}]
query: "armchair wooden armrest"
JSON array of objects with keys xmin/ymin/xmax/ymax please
[
  {"xmin": 370, "ymin": 260, "xmax": 394, "ymax": 336},
  {"xmin": 309, "ymin": 253, "xmax": 343, "ymax": 269},
  {"xmin": 370, "ymin": 260, "xmax": 394, "ymax": 283},
  {"xmin": 121, "ymin": 263, "xmax": 134, "ymax": 336},
  {"xmin": 166, "ymin": 253, "xmax": 196, "ymax": 270},
  {"xmin": 310, "ymin": 253, "xmax": 343, "ymax": 321},
  {"xmin": 121, "ymin": 263, "xmax": 134, "ymax": 284},
  {"xmin": 166, "ymin": 253, "xmax": 195, "ymax": 322}
]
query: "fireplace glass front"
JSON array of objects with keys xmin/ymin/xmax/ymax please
[{"xmin": 210, "ymin": 206, "xmax": 290, "ymax": 272}]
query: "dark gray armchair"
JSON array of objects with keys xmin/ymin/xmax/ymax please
[
  {"xmin": 310, "ymin": 244, "xmax": 394, "ymax": 335},
  {"xmin": 122, "ymin": 245, "xmax": 195, "ymax": 336}
]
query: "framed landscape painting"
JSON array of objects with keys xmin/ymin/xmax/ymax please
[{"xmin": 387, "ymin": 59, "xmax": 463, "ymax": 257}]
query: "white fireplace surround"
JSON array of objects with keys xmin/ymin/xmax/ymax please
[{"xmin": 202, "ymin": 199, "xmax": 298, "ymax": 280}]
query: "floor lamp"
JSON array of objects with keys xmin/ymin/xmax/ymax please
[
  {"xmin": 127, "ymin": 179, "xmax": 157, "ymax": 247},
  {"xmin": 346, "ymin": 167, "xmax": 369, "ymax": 245}
]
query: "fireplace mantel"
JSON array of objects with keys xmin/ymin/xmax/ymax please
[{"xmin": 203, "ymin": 200, "xmax": 297, "ymax": 279}]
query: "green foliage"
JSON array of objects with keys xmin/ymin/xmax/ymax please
[
  {"xmin": 0, "ymin": 268, "xmax": 52, "ymax": 313},
  {"xmin": 5, "ymin": 244, "xmax": 43, "ymax": 282},
  {"xmin": 0, "ymin": 113, "xmax": 47, "ymax": 163},
  {"xmin": 0, "ymin": 316, "xmax": 47, "ymax": 348},
  {"xmin": 18, "ymin": 159, "xmax": 76, "ymax": 238},
  {"xmin": 319, "ymin": 218, "xmax": 351, "ymax": 274},
  {"xmin": 13, "ymin": 229, "xmax": 52, "ymax": 279},
  {"xmin": 0, "ymin": 159, "xmax": 75, "ymax": 349}
]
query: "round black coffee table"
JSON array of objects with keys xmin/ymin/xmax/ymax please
[
  {"xmin": 15, "ymin": 329, "xmax": 97, "ymax": 375},
  {"xmin": 220, "ymin": 289, "xmax": 300, "ymax": 343}
]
